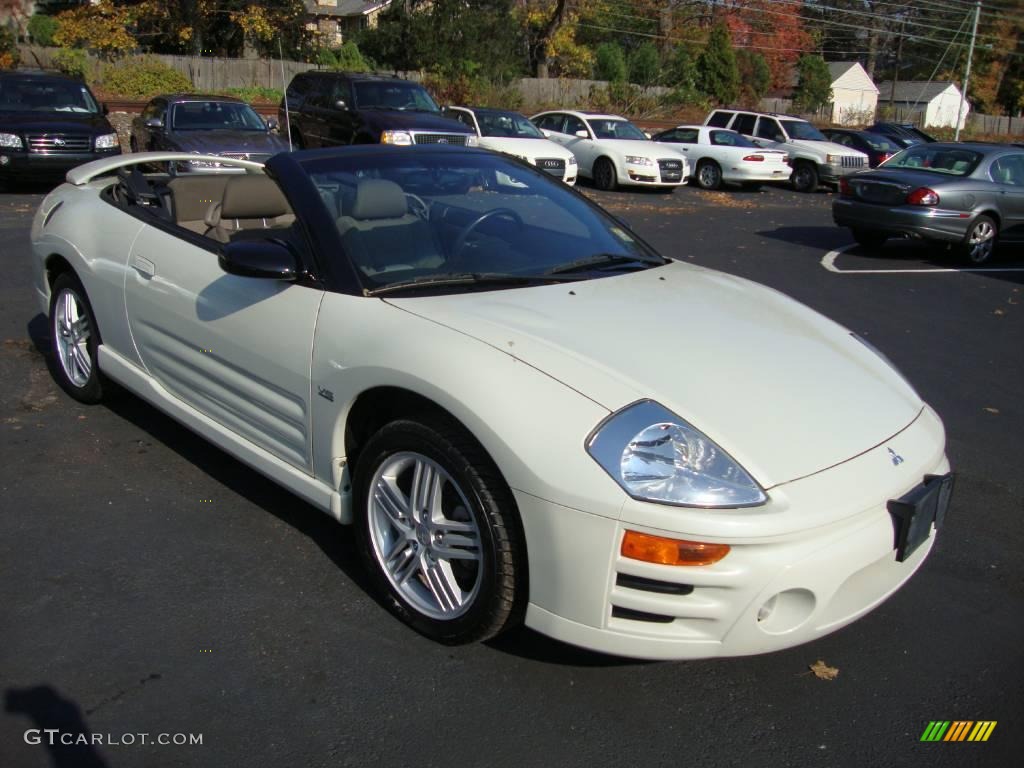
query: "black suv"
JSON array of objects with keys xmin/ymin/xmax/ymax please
[
  {"xmin": 279, "ymin": 71, "xmax": 476, "ymax": 148},
  {"xmin": 0, "ymin": 70, "xmax": 121, "ymax": 187}
]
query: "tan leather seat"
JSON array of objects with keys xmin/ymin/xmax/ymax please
[
  {"xmin": 168, "ymin": 175, "xmax": 231, "ymax": 233},
  {"xmin": 204, "ymin": 175, "xmax": 294, "ymax": 243}
]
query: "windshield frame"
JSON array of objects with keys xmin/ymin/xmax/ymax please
[
  {"xmin": 352, "ymin": 80, "xmax": 441, "ymax": 113},
  {"xmin": 0, "ymin": 77, "xmax": 101, "ymax": 114},
  {"xmin": 170, "ymin": 100, "xmax": 267, "ymax": 132}
]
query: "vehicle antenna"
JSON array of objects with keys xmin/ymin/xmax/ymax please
[{"xmin": 278, "ymin": 37, "xmax": 293, "ymax": 152}]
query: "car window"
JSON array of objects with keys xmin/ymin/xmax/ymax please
[
  {"xmin": 142, "ymin": 101, "xmax": 158, "ymax": 120},
  {"xmin": 353, "ymin": 81, "xmax": 439, "ymax": 112},
  {"xmin": 476, "ymin": 111, "xmax": 544, "ymax": 139},
  {"xmin": 754, "ymin": 118, "xmax": 784, "ymax": 142},
  {"xmin": 0, "ymin": 78, "xmax": 101, "ymax": 113},
  {"xmin": 563, "ymin": 115, "xmax": 588, "ymax": 136},
  {"xmin": 732, "ymin": 114, "xmax": 757, "ymax": 135},
  {"xmin": 589, "ymin": 119, "xmax": 646, "ymax": 140},
  {"xmin": 780, "ymin": 120, "xmax": 827, "ymax": 141},
  {"xmin": 533, "ymin": 114, "xmax": 562, "ymax": 132},
  {"xmin": 665, "ymin": 128, "xmax": 699, "ymax": 143},
  {"xmin": 990, "ymin": 154, "xmax": 1024, "ymax": 186},
  {"xmin": 448, "ymin": 110, "xmax": 477, "ymax": 131},
  {"xmin": 706, "ymin": 111, "xmax": 733, "ymax": 128},
  {"xmin": 710, "ymin": 130, "xmax": 756, "ymax": 148},
  {"xmin": 171, "ymin": 101, "xmax": 267, "ymax": 131},
  {"xmin": 861, "ymin": 133, "xmax": 901, "ymax": 152},
  {"xmin": 830, "ymin": 133, "xmax": 851, "ymax": 147},
  {"xmin": 306, "ymin": 152, "xmax": 661, "ymax": 293},
  {"xmin": 886, "ymin": 146, "xmax": 982, "ymax": 176},
  {"xmin": 287, "ymin": 75, "xmax": 312, "ymax": 99}
]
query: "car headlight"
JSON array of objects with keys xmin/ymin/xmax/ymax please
[
  {"xmin": 826, "ymin": 154, "xmax": 841, "ymax": 164},
  {"xmin": 568, "ymin": 155, "xmax": 577, "ymax": 166},
  {"xmin": 465, "ymin": 134, "xmax": 479, "ymax": 147},
  {"xmin": 187, "ymin": 152, "xmax": 221, "ymax": 169},
  {"xmin": 587, "ymin": 400, "xmax": 767, "ymax": 508},
  {"xmin": 380, "ymin": 130, "xmax": 413, "ymax": 146},
  {"xmin": 0, "ymin": 132, "xmax": 23, "ymax": 149},
  {"xmin": 94, "ymin": 133, "xmax": 118, "ymax": 150},
  {"xmin": 625, "ymin": 155, "xmax": 654, "ymax": 166}
]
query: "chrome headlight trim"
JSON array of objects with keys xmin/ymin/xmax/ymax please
[
  {"xmin": 586, "ymin": 400, "xmax": 768, "ymax": 509},
  {"xmin": 94, "ymin": 133, "xmax": 119, "ymax": 150},
  {"xmin": 0, "ymin": 132, "xmax": 23, "ymax": 149},
  {"xmin": 625, "ymin": 155, "xmax": 654, "ymax": 167}
]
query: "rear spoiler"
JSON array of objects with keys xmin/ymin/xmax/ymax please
[{"xmin": 66, "ymin": 152, "xmax": 266, "ymax": 186}]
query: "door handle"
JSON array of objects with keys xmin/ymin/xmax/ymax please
[{"xmin": 133, "ymin": 255, "xmax": 156, "ymax": 278}]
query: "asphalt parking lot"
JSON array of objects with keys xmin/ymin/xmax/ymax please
[{"xmin": 1, "ymin": 179, "xmax": 1021, "ymax": 768}]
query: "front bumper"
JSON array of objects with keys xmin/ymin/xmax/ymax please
[
  {"xmin": 518, "ymin": 406, "xmax": 948, "ymax": 660},
  {"xmin": 833, "ymin": 199, "xmax": 972, "ymax": 243},
  {"xmin": 623, "ymin": 160, "xmax": 688, "ymax": 187},
  {"xmin": 0, "ymin": 148, "xmax": 121, "ymax": 179},
  {"xmin": 819, "ymin": 162, "xmax": 867, "ymax": 184}
]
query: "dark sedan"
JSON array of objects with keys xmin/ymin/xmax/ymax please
[
  {"xmin": 0, "ymin": 70, "xmax": 120, "ymax": 188},
  {"xmin": 866, "ymin": 122, "xmax": 937, "ymax": 149},
  {"xmin": 130, "ymin": 95, "xmax": 287, "ymax": 172},
  {"xmin": 821, "ymin": 128, "xmax": 903, "ymax": 168},
  {"xmin": 833, "ymin": 142, "xmax": 1024, "ymax": 264}
]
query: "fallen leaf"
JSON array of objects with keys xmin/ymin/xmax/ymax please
[
  {"xmin": 984, "ymin": 407, "xmax": 999, "ymax": 414},
  {"xmin": 809, "ymin": 660, "xmax": 839, "ymax": 681},
  {"xmin": 994, "ymin": 309, "xmax": 1005, "ymax": 316}
]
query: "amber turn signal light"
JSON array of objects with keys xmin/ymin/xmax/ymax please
[{"xmin": 621, "ymin": 530, "xmax": 730, "ymax": 566}]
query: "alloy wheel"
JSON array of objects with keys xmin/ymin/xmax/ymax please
[
  {"xmin": 53, "ymin": 288, "xmax": 92, "ymax": 388},
  {"xmin": 967, "ymin": 219, "xmax": 996, "ymax": 263}
]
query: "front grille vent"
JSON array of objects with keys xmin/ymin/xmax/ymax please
[
  {"xmin": 411, "ymin": 133, "xmax": 469, "ymax": 146},
  {"xmin": 26, "ymin": 134, "xmax": 91, "ymax": 154}
]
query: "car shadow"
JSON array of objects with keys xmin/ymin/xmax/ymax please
[
  {"xmin": 486, "ymin": 626, "xmax": 652, "ymax": 668},
  {"xmin": 5, "ymin": 685, "xmax": 110, "ymax": 768},
  {"xmin": 756, "ymin": 225, "xmax": 851, "ymax": 251}
]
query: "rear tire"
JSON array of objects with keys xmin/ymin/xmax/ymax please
[
  {"xmin": 852, "ymin": 228, "xmax": 888, "ymax": 249},
  {"xmin": 353, "ymin": 415, "xmax": 526, "ymax": 645},
  {"xmin": 960, "ymin": 215, "xmax": 998, "ymax": 265},
  {"xmin": 791, "ymin": 162, "xmax": 819, "ymax": 193},
  {"xmin": 593, "ymin": 157, "xmax": 618, "ymax": 191},
  {"xmin": 48, "ymin": 272, "xmax": 104, "ymax": 404}
]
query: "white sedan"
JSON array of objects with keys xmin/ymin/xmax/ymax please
[
  {"xmin": 443, "ymin": 106, "xmax": 577, "ymax": 185},
  {"xmin": 32, "ymin": 148, "xmax": 952, "ymax": 660},
  {"xmin": 653, "ymin": 125, "xmax": 790, "ymax": 190},
  {"xmin": 531, "ymin": 110, "xmax": 689, "ymax": 191}
]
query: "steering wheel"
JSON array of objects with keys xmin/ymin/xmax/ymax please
[
  {"xmin": 405, "ymin": 193, "xmax": 430, "ymax": 221},
  {"xmin": 450, "ymin": 208, "xmax": 525, "ymax": 263}
]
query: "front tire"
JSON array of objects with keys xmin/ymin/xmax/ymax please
[
  {"xmin": 696, "ymin": 159, "xmax": 722, "ymax": 190},
  {"xmin": 593, "ymin": 157, "xmax": 618, "ymax": 191},
  {"xmin": 791, "ymin": 162, "xmax": 819, "ymax": 193},
  {"xmin": 354, "ymin": 416, "xmax": 525, "ymax": 644},
  {"xmin": 49, "ymin": 272, "xmax": 104, "ymax": 404},
  {"xmin": 961, "ymin": 215, "xmax": 998, "ymax": 265}
]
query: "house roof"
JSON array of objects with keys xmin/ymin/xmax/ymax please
[
  {"xmin": 305, "ymin": 1, "xmax": 391, "ymax": 18},
  {"xmin": 877, "ymin": 81, "xmax": 959, "ymax": 104},
  {"xmin": 827, "ymin": 62, "xmax": 858, "ymax": 80}
]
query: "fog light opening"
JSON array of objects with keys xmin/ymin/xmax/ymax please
[
  {"xmin": 0, "ymin": 155, "xmax": 9, "ymax": 166},
  {"xmin": 756, "ymin": 588, "xmax": 816, "ymax": 635}
]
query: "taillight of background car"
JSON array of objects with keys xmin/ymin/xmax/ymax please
[
  {"xmin": 742, "ymin": 154, "xmax": 765, "ymax": 162},
  {"xmin": 907, "ymin": 187, "xmax": 939, "ymax": 206},
  {"xmin": 839, "ymin": 178, "xmax": 853, "ymax": 197}
]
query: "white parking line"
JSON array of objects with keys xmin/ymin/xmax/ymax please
[{"xmin": 822, "ymin": 245, "xmax": 1024, "ymax": 274}]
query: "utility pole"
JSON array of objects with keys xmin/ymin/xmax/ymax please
[
  {"xmin": 889, "ymin": 18, "xmax": 906, "ymax": 113},
  {"xmin": 955, "ymin": 1, "xmax": 981, "ymax": 141}
]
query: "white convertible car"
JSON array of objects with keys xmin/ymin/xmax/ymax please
[
  {"xmin": 31, "ymin": 148, "xmax": 953, "ymax": 660},
  {"xmin": 652, "ymin": 125, "xmax": 790, "ymax": 191},
  {"xmin": 531, "ymin": 110, "xmax": 688, "ymax": 191},
  {"xmin": 442, "ymin": 106, "xmax": 577, "ymax": 185}
]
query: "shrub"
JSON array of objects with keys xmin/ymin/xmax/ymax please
[
  {"xmin": 97, "ymin": 56, "xmax": 193, "ymax": 99},
  {"xmin": 221, "ymin": 87, "xmax": 284, "ymax": 104},
  {"xmin": 594, "ymin": 43, "xmax": 627, "ymax": 83},
  {"xmin": 333, "ymin": 42, "xmax": 369, "ymax": 71},
  {"xmin": 315, "ymin": 48, "xmax": 336, "ymax": 68},
  {"xmin": 421, "ymin": 73, "xmax": 522, "ymax": 111},
  {"xmin": 28, "ymin": 14, "xmax": 59, "ymax": 47},
  {"xmin": 0, "ymin": 27, "xmax": 19, "ymax": 70},
  {"xmin": 52, "ymin": 48, "xmax": 91, "ymax": 80},
  {"xmin": 629, "ymin": 43, "xmax": 660, "ymax": 87}
]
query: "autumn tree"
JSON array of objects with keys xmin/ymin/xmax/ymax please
[
  {"xmin": 793, "ymin": 54, "xmax": 832, "ymax": 112},
  {"xmin": 697, "ymin": 22, "xmax": 739, "ymax": 105},
  {"xmin": 53, "ymin": 0, "xmax": 153, "ymax": 58},
  {"xmin": 736, "ymin": 49, "xmax": 771, "ymax": 106}
]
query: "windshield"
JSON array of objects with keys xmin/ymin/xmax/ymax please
[
  {"xmin": 0, "ymin": 79, "xmax": 100, "ymax": 113},
  {"xmin": 476, "ymin": 111, "xmax": 544, "ymax": 139},
  {"xmin": 306, "ymin": 152, "xmax": 663, "ymax": 294},
  {"xmin": 861, "ymin": 133, "xmax": 901, "ymax": 152},
  {"xmin": 353, "ymin": 81, "xmax": 439, "ymax": 112},
  {"xmin": 171, "ymin": 101, "xmax": 266, "ymax": 131},
  {"xmin": 882, "ymin": 146, "xmax": 982, "ymax": 176},
  {"xmin": 780, "ymin": 120, "xmax": 827, "ymax": 141},
  {"xmin": 590, "ymin": 119, "xmax": 648, "ymax": 141}
]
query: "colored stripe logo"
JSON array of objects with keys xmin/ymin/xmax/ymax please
[{"xmin": 920, "ymin": 721, "xmax": 997, "ymax": 742}]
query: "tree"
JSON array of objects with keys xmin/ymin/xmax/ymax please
[
  {"xmin": 697, "ymin": 22, "xmax": 739, "ymax": 105},
  {"xmin": 27, "ymin": 14, "xmax": 58, "ymax": 46},
  {"xmin": 520, "ymin": 0, "xmax": 571, "ymax": 78},
  {"xmin": 793, "ymin": 54, "xmax": 832, "ymax": 113},
  {"xmin": 723, "ymin": 2, "xmax": 810, "ymax": 91},
  {"xmin": 629, "ymin": 42, "xmax": 660, "ymax": 86},
  {"xmin": 736, "ymin": 49, "xmax": 771, "ymax": 106},
  {"xmin": 333, "ymin": 42, "xmax": 369, "ymax": 72},
  {"xmin": 53, "ymin": 0, "xmax": 151, "ymax": 58},
  {"xmin": 0, "ymin": 25, "xmax": 19, "ymax": 69},
  {"xmin": 595, "ymin": 42, "xmax": 627, "ymax": 82}
]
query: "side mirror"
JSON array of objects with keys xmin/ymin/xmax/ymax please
[
  {"xmin": 144, "ymin": 117, "xmax": 164, "ymax": 130},
  {"xmin": 575, "ymin": 129, "xmax": 589, "ymax": 139},
  {"xmin": 334, "ymin": 100, "xmax": 348, "ymax": 111},
  {"xmin": 266, "ymin": 118, "xmax": 279, "ymax": 131},
  {"xmin": 219, "ymin": 239, "xmax": 297, "ymax": 281}
]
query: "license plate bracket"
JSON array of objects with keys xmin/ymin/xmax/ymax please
[{"xmin": 887, "ymin": 473, "xmax": 954, "ymax": 562}]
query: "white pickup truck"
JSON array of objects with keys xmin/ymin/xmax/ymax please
[{"xmin": 704, "ymin": 109, "xmax": 869, "ymax": 192}]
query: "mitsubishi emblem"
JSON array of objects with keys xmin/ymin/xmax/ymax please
[{"xmin": 887, "ymin": 447, "xmax": 904, "ymax": 466}]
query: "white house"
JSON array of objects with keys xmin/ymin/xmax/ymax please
[
  {"xmin": 827, "ymin": 62, "xmax": 879, "ymax": 125},
  {"xmin": 305, "ymin": 1, "xmax": 393, "ymax": 48},
  {"xmin": 876, "ymin": 81, "xmax": 969, "ymax": 130}
]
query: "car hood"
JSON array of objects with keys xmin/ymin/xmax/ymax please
[
  {"xmin": 0, "ymin": 111, "xmax": 113, "ymax": 134},
  {"xmin": 168, "ymin": 131, "xmax": 288, "ymax": 154},
  {"xmin": 358, "ymin": 110, "xmax": 474, "ymax": 135},
  {"xmin": 479, "ymin": 137, "xmax": 573, "ymax": 160},
  {"xmin": 385, "ymin": 262, "xmax": 923, "ymax": 488},
  {"xmin": 596, "ymin": 139, "xmax": 681, "ymax": 158},
  {"xmin": 789, "ymin": 138, "xmax": 866, "ymax": 157}
]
